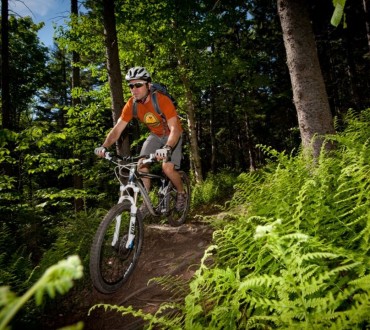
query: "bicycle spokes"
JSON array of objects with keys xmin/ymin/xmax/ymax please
[{"xmin": 90, "ymin": 202, "xmax": 144, "ymax": 293}]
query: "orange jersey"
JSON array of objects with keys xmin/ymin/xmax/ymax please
[{"xmin": 121, "ymin": 93, "xmax": 183, "ymax": 136}]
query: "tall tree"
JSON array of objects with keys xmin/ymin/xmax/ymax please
[
  {"xmin": 1, "ymin": 0, "xmax": 12, "ymax": 129},
  {"xmin": 113, "ymin": 0, "xmax": 207, "ymax": 181},
  {"xmin": 364, "ymin": 0, "xmax": 370, "ymax": 53},
  {"xmin": 277, "ymin": 0, "xmax": 335, "ymax": 158},
  {"xmin": 6, "ymin": 16, "xmax": 48, "ymax": 127},
  {"xmin": 102, "ymin": 0, "xmax": 129, "ymax": 156},
  {"xmin": 71, "ymin": 0, "xmax": 84, "ymax": 212},
  {"xmin": 174, "ymin": 39, "xmax": 204, "ymax": 183}
]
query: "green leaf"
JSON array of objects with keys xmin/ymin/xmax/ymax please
[{"xmin": 331, "ymin": 0, "xmax": 347, "ymax": 27}]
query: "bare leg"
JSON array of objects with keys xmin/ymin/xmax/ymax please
[
  {"xmin": 138, "ymin": 162, "xmax": 151, "ymax": 191},
  {"xmin": 162, "ymin": 162, "xmax": 184, "ymax": 193}
]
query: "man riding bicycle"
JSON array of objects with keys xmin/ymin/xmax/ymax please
[{"xmin": 95, "ymin": 66, "xmax": 186, "ymax": 211}]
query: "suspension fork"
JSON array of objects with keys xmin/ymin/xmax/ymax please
[{"xmin": 111, "ymin": 182, "xmax": 140, "ymax": 249}]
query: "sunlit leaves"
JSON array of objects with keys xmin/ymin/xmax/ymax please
[{"xmin": 331, "ymin": 0, "xmax": 347, "ymax": 27}]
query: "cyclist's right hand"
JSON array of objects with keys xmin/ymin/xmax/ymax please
[
  {"xmin": 155, "ymin": 146, "xmax": 172, "ymax": 162},
  {"xmin": 94, "ymin": 146, "xmax": 107, "ymax": 158}
]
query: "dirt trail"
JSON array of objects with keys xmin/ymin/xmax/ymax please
[{"xmin": 80, "ymin": 221, "xmax": 214, "ymax": 330}]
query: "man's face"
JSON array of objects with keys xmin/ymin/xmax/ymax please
[{"xmin": 128, "ymin": 80, "xmax": 148, "ymax": 101}]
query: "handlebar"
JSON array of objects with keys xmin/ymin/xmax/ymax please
[{"xmin": 104, "ymin": 152, "xmax": 157, "ymax": 165}]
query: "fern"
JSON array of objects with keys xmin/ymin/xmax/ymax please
[
  {"xmin": 89, "ymin": 303, "xmax": 183, "ymax": 330},
  {"xmin": 36, "ymin": 209, "xmax": 104, "ymax": 278},
  {"xmin": 191, "ymin": 169, "xmax": 237, "ymax": 209},
  {"xmin": 175, "ymin": 108, "xmax": 370, "ymax": 328},
  {"xmin": 97, "ymin": 109, "xmax": 370, "ymax": 328},
  {"xmin": 0, "ymin": 255, "xmax": 83, "ymax": 330},
  {"xmin": 149, "ymin": 275, "xmax": 190, "ymax": 301}
]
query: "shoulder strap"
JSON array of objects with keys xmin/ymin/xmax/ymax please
[
  {"xmin": 133, "ymin": 100, "xmax": 138, "ymax": 118},
  {"xmin": 151, "ymin": 92, "xmax": 166, "ymax": 120}
]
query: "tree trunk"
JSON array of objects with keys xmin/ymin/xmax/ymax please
[
  {"xmin": 364, "ymin": 0, "xmax": 370, "ymax": 53},
  {"xmin": 343, "ymin": 27, "xmax": 361, "ymax": 110},
  {"xmin": 185, "ymin": 85, "xmax": 203, "ymax": 183},
  {"xmin": 71, "ymin": 0, "xmax": 84, "ymax": 212},
  {"xmin": 209, "ymin": 87, "xmax": 216, "ymax": 173},
  {"xmin": 1, "ymin": 0, "xmax": 13, "ymax": 130},
  {"xmin": 102, "ymin": 0, "xmax": 129, "ymax": 156},
  {"xmin": 244, "ymin": 114, "xmax": 256, "ymax": 171},
  {"xmin": 0, "ymin": 0, "xmax": 16, "ymax": 182},
  {"xmin": 277, "ymin": 0, "xmax": 335, "ymax": 158},
  {"xmin": 176, "ymin": 64, "xmax": 203, "ymax": 183}
]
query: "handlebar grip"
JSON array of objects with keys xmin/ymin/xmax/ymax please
[
  {"xmin": 141, "ymin": 154, "xmax": 156, "ymax": 164},
  {"xmin": 104, "ymin": 152, "xmax": 113, "ymax": 160},
  {"xmin": 104, "ymin": 152, "xmax": 124, "ymax": 161}
]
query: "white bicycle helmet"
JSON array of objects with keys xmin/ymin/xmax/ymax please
[{"xmin": 125, "ymin": 66, "xmax": 151, "ymax": 82}]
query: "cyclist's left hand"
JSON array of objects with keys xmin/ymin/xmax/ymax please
[{"xmin": 155, "ymin": 145, "xmax": 172, "ymax": 162}]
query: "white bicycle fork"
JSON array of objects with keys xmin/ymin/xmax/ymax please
[{"xmin": 111, "ymin": 183, "xmax": 140, "ymax": 249}]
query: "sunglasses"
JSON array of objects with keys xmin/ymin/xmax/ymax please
[{"xmin": 128, "ymin": 82, "xmax": 146, "ymax": 89}]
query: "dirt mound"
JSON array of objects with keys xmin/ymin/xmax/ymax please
[{"xmin": 81, "ymin": 221, "xmax": 214, "ymax": 330}]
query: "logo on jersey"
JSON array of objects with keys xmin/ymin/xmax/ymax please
[{"xmin": 144, "ymin": 112, "xmax": 161, "ymax": 127}]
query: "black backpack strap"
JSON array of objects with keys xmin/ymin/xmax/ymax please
[
  {"xmin": 152, "ymin": 92, "xmax": 170, "ymax": 135},
  {"xmin": 133, "ymin": 101, "xmax": 138, "ymax": 118},
  {"xmin": 151, "ymin": 92, "xmax": 166, "ymax": 120}
]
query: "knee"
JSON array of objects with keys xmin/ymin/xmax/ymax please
[
  {"xmin": 162, "ymin": 162, "xmax": 174, "ymax": 174},
  {"xmin": 139, "ymin": 163, "xmax": 150, "ymax": 172}
]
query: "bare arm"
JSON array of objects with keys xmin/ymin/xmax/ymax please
[
  {"xmin": 102, "ymin": 118, "xmax": 128, "ymax": 148},
  {"xmin": 165, "ymin": 116, "xmax": 181, "ymax": 148},
  {"xmin": 95, "ymin": 118, "xmax": 128, "ymax": 157}
]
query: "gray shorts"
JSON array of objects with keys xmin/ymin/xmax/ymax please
[{"xmin": 140, "ymin": 134, "xmax": 183, "ymax": 169}]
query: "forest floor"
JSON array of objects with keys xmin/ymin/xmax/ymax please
[{"xmin": 45, "ymin": 210, "xmax": 218, "ymax": 330}]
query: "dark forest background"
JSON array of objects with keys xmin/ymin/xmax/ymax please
[{"xmin": 1, "ymin": 0, "xmax": 370, "ymax": 328}]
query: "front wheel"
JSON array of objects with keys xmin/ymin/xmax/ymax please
[
  {"xmin": 167, "ymin": 171, "xmax": 191, "ymax": 227},
  {"xmin": 89, "ymin": 201, "xmax": 144, "ymax": 293}
]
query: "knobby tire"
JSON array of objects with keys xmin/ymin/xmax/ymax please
[{"xmin": 90, "ymin": 201, "xmax": 144, "ymax": 294}]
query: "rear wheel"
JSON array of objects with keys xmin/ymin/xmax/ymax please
[
  {"xmin": 90, "ymin": 201, "xmax": 144, "ymax": 293},
  {"xmin": 167, "ymin": 171, "xmax": 191, "ymax": 227}
]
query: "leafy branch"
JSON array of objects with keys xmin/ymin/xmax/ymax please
[{"xmin": 0, "ymin": 255, "xmax": 83, "ymax": 330}]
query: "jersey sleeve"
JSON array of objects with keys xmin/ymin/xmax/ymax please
[{"xmin": 120, "ymin": 97, "xmax": 135, "ymax": 122}]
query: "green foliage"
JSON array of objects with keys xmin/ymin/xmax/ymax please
[
  {"xmin": 3, "ymin": 1, "xmax": 370, "ymax": 327},
  {"xmin": 0, "ymin": 209, "xmax": 53, "ymax": 292},
  {"xmin": 0, "ymin": 255, "xmax": 83, "ymax": 330},
  {"xmin": 148, "ymin": 275, "xmax": 190, "ymax": 301},
  {"xmin": 104, "ymin": 109, "xmax": 370, "ymax": 328},
  {"xmin": 36, "ymin": 209, "xmax": 104, "ymax": 278},
  {"xmin": 0, "ymin": 208, "xmax": 104, "ymax": 328},
  {"xmin": 0, "ymin": 130, "xmax": 19, "ymax": 206},
  {"xmin": 176, "ymin": 109, "xmax": 370, "ymax": 328},
  {"xmin": 191, "ymin": 170, "xmax": 237, "ymax": 210},
  {"xmin": 331, "ymin": 0, "xmax": 347, "ymax": 27},
  {"xmin": 184, "ymin": 223, "xmax": 370, "ymax": 329},
  {"xmin": 7, "ymin": 16, "xmax": 49, "ymax": 127},
  {"xmin": 89, "ymin": 303, "xmax": 183, "ymax": 330}
]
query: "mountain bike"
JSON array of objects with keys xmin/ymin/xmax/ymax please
[{"xmin": 90, "ymin": 152, "xmax": 191, "ymax": 294}]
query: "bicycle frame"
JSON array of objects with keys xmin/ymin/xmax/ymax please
[
  {"xmin": 110, "ymin": 154, "xmax": 166, "ymax": 249},
  {"xmin": 90, "ymin": 151, "xmax": 190, "ymax": 293}
]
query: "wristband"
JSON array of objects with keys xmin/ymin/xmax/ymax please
[{"xmin": 164, "ymin": 145, "xmax": 173, "ymax": 150}]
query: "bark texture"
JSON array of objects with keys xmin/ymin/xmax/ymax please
[
  {"xmin": 103, "ymin": 0, "xmax": 129, "ymax": 156},
  {"xmin": 277, "ymin": 0, "xmax": 335, "ymax": 158},
  {"xmin": 1, "ymin": 0, "xmax": 12, "ymax": 129}
]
